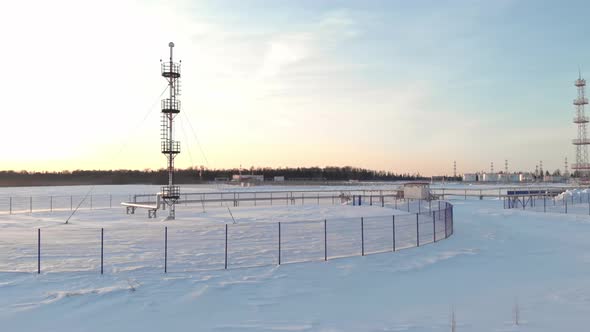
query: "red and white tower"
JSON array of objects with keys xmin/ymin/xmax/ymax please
[
  {"xmin": 160, "ymin": 42, "xmax": 181, "ymax": 219},
  {"xmin": 572, "ymin": 71, "xmax": 590, "ymax": 180}
]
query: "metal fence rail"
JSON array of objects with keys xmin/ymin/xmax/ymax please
[
  {"xmin": 431, "ymin": 186, "xmax": 576, "ymax": 200},
  {"xmin": 0, "ymin": 202, "xmax": 454, "ymax": 274},
  {"xmin": 503, "ymin": 192, "xmax": 590, "ymax": 215},
  {"xmin": 0, "ymin": 194, "xmax": 133, "ymax": 215}
]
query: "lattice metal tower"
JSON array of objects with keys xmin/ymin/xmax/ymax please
[
  {"xmin": 565, "ymin": 157, "xmax": 570, "ymax": 177},
  {"xmin": 572, "ymin": 71, "xmax": 590, "ymax": 178},
  {"xmin": 160, "ymin": 42, "xmax": 182, "ymax": 220}
]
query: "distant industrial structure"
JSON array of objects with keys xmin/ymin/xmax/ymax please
[
  {"xmin": 461, "ymin": 159, "xmax": 568, "ymax": 183},
  {"xmin": 462, "ymin": 171, "xmax": 565, "ymax": 183},
  {"xmin": 160, "ymin": 42, "xmax": 182, "ymax": 219},
  {"xmin": 572, "ymin": 72, "xmax": 590, "ymax": 182}
]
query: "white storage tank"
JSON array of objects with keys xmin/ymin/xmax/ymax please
[{"xmin": 482, "ymin": 173, "xmax": 499, "ymax": 182}]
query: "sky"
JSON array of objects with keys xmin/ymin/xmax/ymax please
[{"xmin": 1, "ymin": 0, "xmax": 589, "ymax": 176}]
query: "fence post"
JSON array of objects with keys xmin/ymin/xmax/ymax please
[
  {"xmin": 271, "ymin": 192, "xmax": 273, "ymax": 206},
  {"xmin": 370, "ymin": 195, "xmax": 373, "ymax": 206},
  {"xmin": 407, "ymin": 200, "xmax": 410, "ymax": 212},
  {"xmin": 544, "ymin": 195, "xmax": 546, "ymax": 213},
  {"xmin": 109, "ymin": 195, "xmax": 112, "ymax": 208},
  {"xmin": 224, "ymin": 224, "xmax": 228, "ymax": 269},
  {"xmin": 30, "ymin": 196, "xmax": 32, "ymax": 214},
  {"xmin": 90, "ymin": 195, "xmax": 93, "ymax": 210},
  {"xmin": 37, "ymin": 228, "xmax": 41, "ymax": 274},
  {"xmin": 392, "ymin": 215, "xmax": 396, "ymax": 252},
  {"xmin": 164, "ymin": 226, "xmax": 168, "ymax": 273},
  {"xmin": 50, "ymin": 196, "xmax": 53, "ymax": 212},
  {"xmin": 432, "ymin": 210, "xmax": 436, "ymax": 242},
  {"xmin": 9, "ymin": 197, "xmax": 12, "ymax": 215},
  {"xmin": 254, "ymin": 192, "xmax": 257, "ymax": 206},
  {"xmin": 101, "ymin": 228, "xmax": 104, "ymax": 275},
  {"xmin": 317, "ymin": 193, "xmax": 320, "ymax": 205},
  {"xmin": 416, "ymin": 213, "xmax": 420, "ymax": 247},
  {"xmin": 278, "ymin": 222, "xmax": 281, "ymax": 265},
  {"xmin": 445, "ymin": 207, "xmax": 449, "ymax": 239},
  {"xmin": 361, "ymin": 217, "xmax": 364, "ymax": 256},
  {"xmin": 70, "ymin": 196, "xmax": 73, "ymax": 211},
  {"xmin": 464, "ymin": 189, "xmax": 467, "ymax": 200},
  {"xmin": 324, "ymin": 219, "xmax": 327, "ymax": 261}
]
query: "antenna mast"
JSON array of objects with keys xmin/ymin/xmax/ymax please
[
  {"xmin": 572, "ymin": 71, "xmax": 590, "ymax": 181},
  {"xmin": 160, "ymin": 42, "xmax": 182, "ymax": 220}
]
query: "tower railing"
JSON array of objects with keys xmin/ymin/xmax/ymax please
[
  {"xmin": 161, "ymin": 186, "xmax": 181, "ymax": 199},
  {"xmin": 572, "ymin": 163, "xmax": 590, "ymax": 170},
  {"xmin": 573, "ymin": 116, "xmax": 589, "ymax": 123},
  {"xmin": 161, "ymin": 99, "xmax": 181, "ymax": 113},
  {"xmin": 572, "ymin": 138, "xmax": 590, "ymax": 145},
  {"xmin": 161, "ymin": 62, "xmax": 181, "ymax": 78},
  {"xmin": 573, "ymin": 97, "xmax": 588, "ymax": 105},
  {"xmin": 161, "ymin": 141, "xmax": 180, "ymax": 154}
]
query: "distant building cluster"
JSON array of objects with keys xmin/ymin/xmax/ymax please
[{"xmin": 462, "ymin": 172, "xmax": 567, "ymax": 183}]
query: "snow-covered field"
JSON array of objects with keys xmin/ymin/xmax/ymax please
[{"xmin": 1, "ymin": 184, "xmax": 589, "ymax": 331}]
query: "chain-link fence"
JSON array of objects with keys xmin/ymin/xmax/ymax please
[{"xmin": 0, "ymin": 202, "xmax": 454, "ymax": 274}]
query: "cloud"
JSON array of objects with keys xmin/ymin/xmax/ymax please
[{"xmin": 257, "ymin": 10, "xmax": 359, "ymax": 80}]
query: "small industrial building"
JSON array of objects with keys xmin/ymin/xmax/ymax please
[
  {"xmin": 403, "ymin": 182, "xmax": 431, "ymax": 200},
  {"xmin": 463, "ymin": 173, "xmax": 477, "ymax": 182},
  {"xmin": 519, "ymin": 173, "xmax": 534, "ymax": 182},
  {"xmin": 273, "ymin": 176, "xmax": 285, "ymax": 182},
  {"xmin": 231, "ymin": 174, "xmax": 264, "ymax": 183}
]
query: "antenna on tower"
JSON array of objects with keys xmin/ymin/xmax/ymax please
[
  {"xmin": 565, "ymin": 156, "xmax": 570, "ymax": 177},
  {"xmin": 160, "ymin": 42, "xmax": 182, "ymax": 220},
  {"xmin": 490, "ymin": 162, "xmax": 494, "ymax": 174},
  {"xmin": 453, "ymin": 161, "xmax": 457, "ymax": 178}
]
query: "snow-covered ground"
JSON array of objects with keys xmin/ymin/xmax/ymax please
[{"xmin": 1, "ymin": 184, "xmax": 589, "ymax": 331}]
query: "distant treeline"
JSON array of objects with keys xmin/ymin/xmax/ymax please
[{"xmin": 0, "ymin": 167, "xmax": 431, "ymax": 187}]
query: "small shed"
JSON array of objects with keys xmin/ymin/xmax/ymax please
[{"xmin": 403, "ymin": 182, "xmax": 431, "ymax": 200}]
